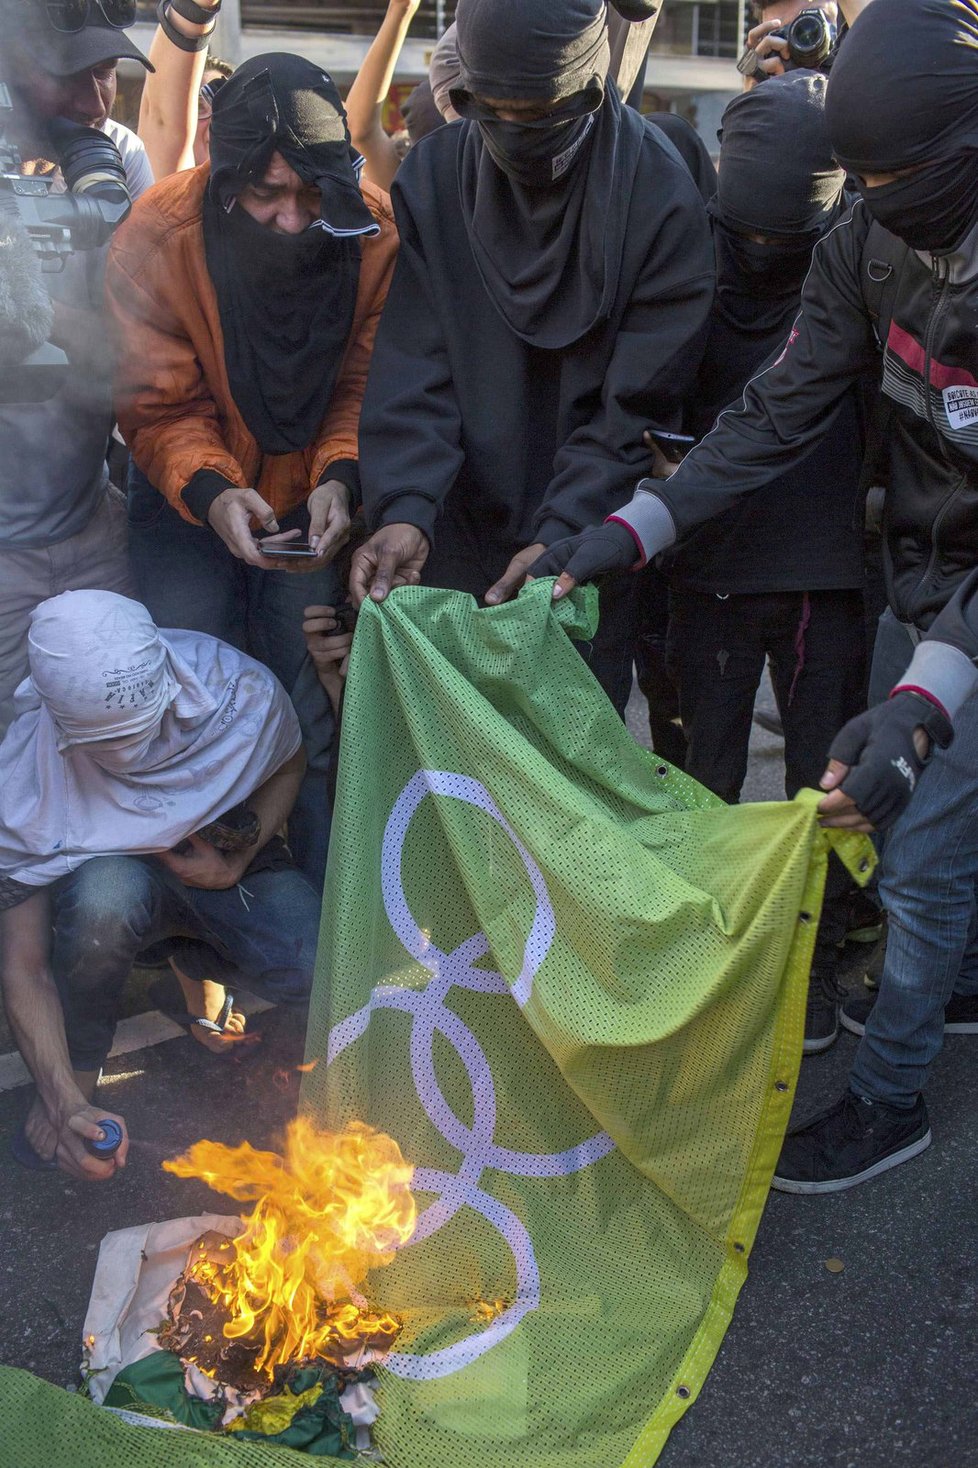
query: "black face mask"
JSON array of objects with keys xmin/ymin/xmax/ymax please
[
  {"xmin": 857, "ymin": 152, "xmax": 978, "ymax": 254},
  {"xmin": 477, "ymin": 110, "xmax": 596, "ymax": 188},
  {"xmin": 716, "ymin": 220, "xmax": 816, "ymax": 284}
]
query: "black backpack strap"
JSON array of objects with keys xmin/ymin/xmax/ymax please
[
  {"xmin": 855, "ymin": 218, "xmax": 912, "ymax": 524},
  {"xmin": 860, "ymin": 217, "xmax": 911, "ymax": 351}
]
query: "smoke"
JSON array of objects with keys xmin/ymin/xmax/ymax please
[{"xmin": 0, "ymin": 213, "xmax": 53, "ymax": 368}]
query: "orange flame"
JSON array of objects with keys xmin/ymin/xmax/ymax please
[{"xmin": 163, "ymin": 1118, "xmax": 415, "ymax": 1377}]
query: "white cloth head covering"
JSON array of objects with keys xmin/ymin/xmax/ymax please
[
  {"xmin": 0, "ymin": 591, "xmax": 302, "ymax": 890},
  {"xmin": 27, "ymin": 591, "xmax": 214, "ymax": 752}
]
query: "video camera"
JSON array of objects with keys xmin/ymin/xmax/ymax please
[{"xmin": 0, "ymin": 80, "xmax": 132, "ymax": 401}]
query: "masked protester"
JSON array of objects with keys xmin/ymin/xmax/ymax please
[
  {"xmin": 532, "ymin": 0, "xmax": 978, "ymax": 1193},
  {"xmin": 106, "ymin": 54, "xmax": 399, "ymax": 886},
  {"xmin": 0, "ymin": 591, "xmax": 321, "ymax": 1181},
  {"xmin": 655, "ymin": 73, "xmax": 870, "ymax": 1053},
  {"xmin": 349, "ymin": 0, "xmax": 714, "ymax": 714}
]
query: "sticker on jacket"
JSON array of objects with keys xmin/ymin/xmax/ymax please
[{"xmin": 943, "ymin": 385, "xmax": 978, "ymax": 431}]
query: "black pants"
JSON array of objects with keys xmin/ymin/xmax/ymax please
[
  {"xmin": 666, "ymin": 588, "xmax": 867, "ymax": 956},
  {"xmin": 633, "ymin": 564, "xmax": 686, "ymax": 767},
  {"xmin": 666, "ymin": 588, "xmax": 866, "ymax": 804}
]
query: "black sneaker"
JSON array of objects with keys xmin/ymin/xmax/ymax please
[
  {"xmin": 804, "ymin": 963, "xmax": 844, "ymax": 1054},
  {"xmin": 771, "ymin": 1089, "xmax": 931, "ymax": 1194},
  {"xmin": 841, "ymin": 988, "xmax": 978, "ymax": 1037},
  {"xmin": 841, "ymin": 889, "xmax": 884, "ymax": 946}
]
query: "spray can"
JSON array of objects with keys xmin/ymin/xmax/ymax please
[{"xmin": 84, "ymin": 1118, "xmax": 124, "ymax": 1159}]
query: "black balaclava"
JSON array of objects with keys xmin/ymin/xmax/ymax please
[
  {"xmin": 204, "ymin": 53, "xmax": 379, "ymax": 456},
  {"xmin": 450, "ymin": 0, "xmax": 642, "ymax": 349},
  {"xmin": 711, "ymin": 71, "xmax": 845, "ymax": 343},
  {"xmin": 826, "ymin": 0, "xmax": 978, "ymax": 254},
  {"xmin": 401, "ymin": 79, "xmax": 445, "ymax": 145}
]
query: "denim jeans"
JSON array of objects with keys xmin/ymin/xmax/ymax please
[
  {"xmin": 51, "ymin": 851, "xmax": 322, "ymax": 1072},
  {"xmin": 851, "ymin": 678, "xmax": 978, "ymax": 1107},
  {"xmin": 127, "ymin": 464, "xmax": 336, "ymax": 886}
]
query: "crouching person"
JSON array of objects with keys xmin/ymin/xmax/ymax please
[{"xmin": 0, "ymin": 591, "xmax": 322, "ymax": 1181}]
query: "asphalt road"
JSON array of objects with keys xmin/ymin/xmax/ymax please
[{"xmin": 2, "ymin": 690, "xmax": 975, "ymax": 1468}]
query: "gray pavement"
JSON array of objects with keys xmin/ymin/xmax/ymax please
[{"xmin": 2, "ymin": 688, "xmax": 976, "ymax": 1467}]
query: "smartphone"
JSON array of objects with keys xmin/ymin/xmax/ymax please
[
  {"xmin": 258, "ymin": 540, "xmax": 319, "ymax": 558},
  {"xmin": 646, "ymin": 429, "xmax": 696, "ymax": 464}
]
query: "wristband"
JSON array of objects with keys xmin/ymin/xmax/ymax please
[
  {"xmin": 606, "ymin": 514, "xmax": 647, "ymax": 570},
  {"xmin": 889, "ymin": 684, "xmax": 951, "ymax": 723},
  {"xmin": 156, "ymin": 0, "xmax": 212, "ymax": 50},
  {"xmin": 168, "ymin": 0, "xmax": 222, "ymax": 21}
]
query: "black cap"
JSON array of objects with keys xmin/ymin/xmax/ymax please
[{"xmin": 8, "ymin": 1, "xmax": 153, "ymax": 74}]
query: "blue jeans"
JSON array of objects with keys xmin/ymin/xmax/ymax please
[
  {"xmin": 851, "ymin": 645, "xmax": 978, "ymax": 1105},
  {"xmin": 127, "ymin": 464, "xmax": 336, "ymax": 886},
  {"xmin": 51, "ymin": 852, "xmax": 321, "ymax": 1072}
]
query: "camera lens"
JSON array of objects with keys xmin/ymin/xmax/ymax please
[
  {"xmin": 49, "ymin": 119, "xmax": 129, "ymax": 203},
  {"xmin": 787, "ymin": 10, "xmax": 832, "ymax": 64}
]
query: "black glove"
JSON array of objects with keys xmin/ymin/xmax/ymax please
[
  {"xmin": 827, "ymin": 691, "xmax": 954, "ymax": 830},
  {"xmin": 529, "ymin": 522, "xmax": 641, "ymax": 584}
]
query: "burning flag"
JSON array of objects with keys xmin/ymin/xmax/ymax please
[
  {"xmin": 160, "ymin": 1119, "xmax": 415, "ymax": 1381},
  {"xmin": 74, "ymin": 1122, "xmax": 416, "ymax": 1456},
  {"xmin": 300, "ymin": 580, "xmax": 874, "ymax": 1468}
]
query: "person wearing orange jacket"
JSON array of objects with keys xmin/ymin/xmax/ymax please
[{"xmin": 106, "ymin": 53, "xmax": 398, "ymax": 884}]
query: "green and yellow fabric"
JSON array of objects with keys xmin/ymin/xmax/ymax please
[
  {"xmin": 0, "ymin": 582, "xmax": 871, "ymax": 1466},
  {"xmin": 301, "ymin": 581, "xmax": 872, "ymax": 1468}
]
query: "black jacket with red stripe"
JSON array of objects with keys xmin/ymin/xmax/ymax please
[{"xmin": 640, "ymin": 197, "xmax": 978, "ymax": 632}]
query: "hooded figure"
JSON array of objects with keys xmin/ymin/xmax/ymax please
[
  {"xmin": 826, "ymin": 0, "xmax": 978, "ymax": 254},
  {"xmin": 355, "ymin": 0, "xmax": 713, "ymax": 711},
  {"xmin": 204, "ymin": 54, "xmax": 380, "ymax": 456},
  {"xmin": 0, "ymin": 592, "xmax": 301, "ymax": 891},
  {"xmin": 429, "ymin": 23, "xmax": 462, "ymax": 121},
  {"xmin": 660, "ymin": 70, "xmax": 867, "ymax": 820},
  {"xmin": 401, "ymin": 79, "xmax": 445, "ymax": 145},
  {"xmin": 450, "ymin": 0, "xmax": 636, "ymax": 349},
  {"xmin": 708, "ymin": 71, "xmax": 847, "ymax": 355}
]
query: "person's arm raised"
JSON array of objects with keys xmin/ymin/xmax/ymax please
[
  {"xmin": 138, "ymin": 0, "xmax": 221, "ymax": 179},
  {"xmin": 345, "ymin": 0, "xmax": 421, "ymax": 191}
]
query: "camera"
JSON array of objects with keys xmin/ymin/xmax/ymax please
[
  {"xmin": 0, "ymin": 81, "xmax": 131, "ymax": 401},
  {"xmin": 737, "ymin": 7, "xmax": 836, "ymax": 80},
  {"xmin": 771, "ymin": 7, "xmax": 836, "ymax": 67}
]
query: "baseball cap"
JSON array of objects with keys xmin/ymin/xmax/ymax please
[{"xmin": 7, "ymin": 0, "xmax": 153, "ymax": 74}]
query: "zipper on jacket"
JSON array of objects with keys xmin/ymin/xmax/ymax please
[
  {"xmin": 922, "ymin": 253, "xmax": 950, "ymax": 440},
  {"xmin": 907, "ymin": 253, "xmax": 957, "ymax": 620}
]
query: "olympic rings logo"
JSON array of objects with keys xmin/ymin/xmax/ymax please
[{"xmin": 327, "ymin": 771, "xmax": 615, "ymax": 1380}]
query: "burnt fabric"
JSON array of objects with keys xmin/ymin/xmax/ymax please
[
  {"xmin": 204, "ymin": 54, "xmax": 378, "ymax": 454},
  {"xmin": 826, "ymin": 0, "xmax": 978, "ymax": 252},
  {"xmin": 453, "ymin": 0, "xmax": 631, "ymax": 348},
  {"xmin": 718, "ymin": 71, "xmax": 844, "ymax": 238}
]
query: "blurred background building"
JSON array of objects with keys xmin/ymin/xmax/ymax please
[{"xmin": 122, "ymin": 0, "xmax": 742, "ymax": 156}]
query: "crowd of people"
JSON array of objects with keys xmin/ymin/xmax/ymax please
[{"xmin": 0, "ymin": 0, "xmax": 976, "ymax": 1202}]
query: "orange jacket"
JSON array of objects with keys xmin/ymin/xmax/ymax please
[{"xmin": 105, "ymin": 164, "xmax": 398, "ymax": 524}]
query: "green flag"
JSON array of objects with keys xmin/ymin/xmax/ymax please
[{"xmin": 300, "ymin": 580, "xmax": 871, "ymax": 1468}]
